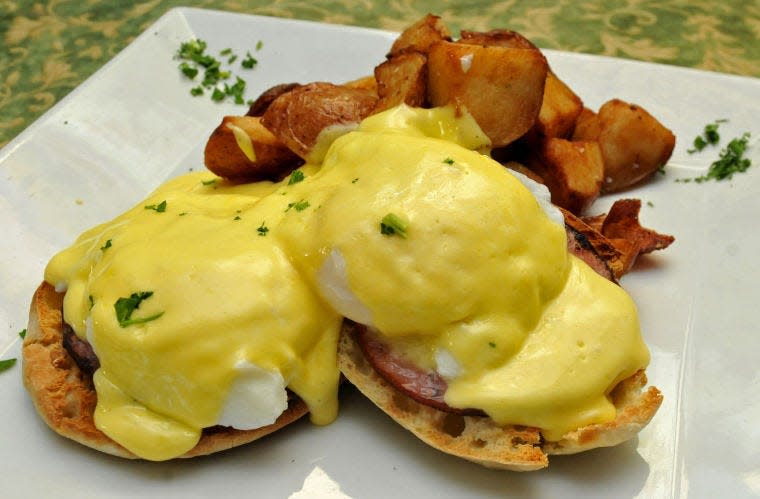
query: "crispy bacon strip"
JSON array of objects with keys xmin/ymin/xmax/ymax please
[{"xmin": 579, "ymin": 199, "xmax": 674, "ymax": 278}]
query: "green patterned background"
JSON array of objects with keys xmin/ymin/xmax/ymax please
[{"xmin": 1, "ymin": 0, "xmax": 758, "ymax": 148}]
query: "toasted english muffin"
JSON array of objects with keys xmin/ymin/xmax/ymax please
[
  {"xmin": 22, "ymin": 282, "xmax": 309, "ymax": 459},
  {"xmin": 337, "ymin": 321, "xmax": 663, "ymax": 471}
]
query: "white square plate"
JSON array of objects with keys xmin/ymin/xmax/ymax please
[{"xmin": 1, "ymin": 7, "xmax": 758, "ymax": 499}]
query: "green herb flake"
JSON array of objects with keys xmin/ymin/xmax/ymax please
[
  {"xmin": 233, "ymin": 215, "xmax": 241, "ymax": 221},
  {"xmin": 443, "ymin": 157, "xmax": 455, "ymax": 165},
  {"xmin": 19, "ymin": 329, "xmax": 26, "ymax": 339},
  {"xmin": 177, "ymin": 39, "xmax": 259, "ymax": 104},
  {"xmin": 241, "ymin": 52, "xmax": 258, "ymax": 69},
  {"xmin": 256, "ymin": 40, "xmax": 263, "ymax": 51},
  {"xmin": 114, "ymin": 291, "xmax": 164, "ymax": 328},
  {"xmin": 690, "ymin": 135, "xmax": 707, "ymax": 153},
  {"xmin": 179, "ymin": 62, "xmax": 198, "ymax": 79},
  {"xmin": 144, "ymin": 200, "xmax": 167, "ymax": 213},
  {"xmin": 288, "ymin": 170, "xmax": 305, "ymax": 185},
  {"xmin": 177, "ymin": 39, "xmax": 207, "ymax": 60},
  {"xmin": 351, "ymin": 177, "xmax": 359, "ymax": 184},
  {"xmin": 380, "ymin": 213, "xmax": 408, "ymax": 239},
  {"xmin": 0, "ymin": 358, "xmax": 17, "ymax": 373},
  {"xmin": 693, "ymin": 132, "xmax": 752, "ymax": 183},
  {"xmin": 89, "ymin": 295, "xmax": 94, "ymax": 310},
  {"xmin": 257, "ymin": 221, "xmax": 269, "ymax": 236},
  {"xmin": 100, "ymin": 239, "xmax": 112, "ymax": 252},
  {"xmin": 211, "ymin": 87, "xmax": 226, "ymax": 102},
  {"xmin": 286, "ymin": 200, "xmax": 310, "ymax": 212},
  {"xmin": 488, "ymin": 341, "xmax": 496, "ymax": 348},
  {"xmin": 688, "ymin": 119, "xmax": 728, "ymax": 154},
  {"xmin": 201, "ymin": 178, "xmax": 218, "ymax": 186},
  {"xmin": 233, "ymin": 77, "xmax": 249, "ymax": 104}
]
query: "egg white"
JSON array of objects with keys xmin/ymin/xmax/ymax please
[
  {"xmin": 316, "ymin": 248, "xmax": 375, "ymax": 327},
  {"xmin": 507, "ymin": 169, "xmax": 565, "ymax": 228},
  {"xmin": 216, "ymin": 360, "xmax": 288, "ymax": 430}
]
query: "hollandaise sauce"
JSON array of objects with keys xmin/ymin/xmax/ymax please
[{"xmin": 45, "ymin": 104, "xmax": 649, "ymax": 460}]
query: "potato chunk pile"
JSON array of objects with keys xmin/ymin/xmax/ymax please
[{"xmin": 203, "ymin": 14, "xmax": 675, "ymax": 273}]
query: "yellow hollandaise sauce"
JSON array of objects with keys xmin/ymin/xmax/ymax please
[
  {"xmin": 45, "ymin": 104, "xmax": 649, "ymax": 459},
  {"xmin": 45, "ymin": 171, "xmax": 343, "ymax": 460}
]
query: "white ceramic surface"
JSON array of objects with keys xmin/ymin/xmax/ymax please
[{"xmin": 1, "ymin": 7, "xmax": 758, "ymax": 499}]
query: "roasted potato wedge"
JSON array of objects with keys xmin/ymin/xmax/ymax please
[
  {"xmin": 531, "ymin": 71, "xmax": 584, "ymax": 140},
  {"xmin": 260, "ymin": 82, "xmax": 378, "ymax": 163},
  {"xmin": 343, "ymin": 75, "xmax": 378, "ymax": 93},
  {"xmin": 427, "ymin": 41, "xmax": 548, "ymax": 148},
  {"xmin": 525, "ymin": 138, "xmax": 604, "ymax": 214},
  {"xmin": 459, "ymin": 29, "xmax": 538, "ymax": 50},
  {"xmin": 572, "ymin": 107, "xmax": 600, "ymax": 138},
  {"xmin": 373, "ymin": 51, "xmax": 427, "ymax": 113},
  {"xmin": 204, "ymin": 116, "xmax": 302, "ymax": 181},
  {"xmin": 459, "ymin": 32, "xmax": 581, "ymax": 141},
  {"xmin": 572, "ymin": 99, "xmax": 675, "ymax": 193},
  {"xmin": 389, "ymin": 14, "xmax": 451, "ymax": 57},
  {"xmin": 246, "ymin": 83, "xmax": 302, "ymax": 117}
]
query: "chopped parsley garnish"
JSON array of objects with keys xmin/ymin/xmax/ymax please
[
  {"xmin": 286, "ymin": 200, "xmax": 310, "ymax": 212},
  {"xmin": 351, "ymin": 177, "xmax": 359, "ymax": 184},
  {"xmin": 202, "ymin": 178, "xmax": 218, "ymax": 186},
  {"xmin": 177, "ymin": 39, "xmax": 210, "ymax": 63},
  {"xmin": 688, "ymin": 119, "xmax": 727, "ymax": 153},
  {"xmin": 100, "ymin": 239, "xmax": 112, "ymax": 251},
  {"xmin": 219, "ymin": 76, "xmax": 247, "ymax": 104},
  {"xmin": 176, "ymin": 39, "xmax": 263, "ymax": 104},
  {"xmin": 694, "ymin": 132, "xmax": 752, "ymax": 182},
  {"xmin": 211, "ymin": 87, "xmax": 226, "ymax": 101},
  {"xmin": 488, "ymin": 341, "xmax": 496, "ymax": 348},
  {"xmin": 257, "ymin": 221, "xmax": 269, "ymax": 236},
  {"xmin": 288, "ymin": 170, "xmax": 305, "ymax": 185},
  {"xmin": 89, "ymin": 295, "xmax": 94, "ymax": 310},
  {"xmin": 114, "ymin": 291, "xmax": 164, "ymax": 328},
  {"xmin": 241, "ymin": 51, "xmax": 258, "ymax": 69},
  {"xmin": 179, "ymin": 62, "xmax": 198, "ymax": 79},
  {"xmin": 443, "ymin": 157, "xmax": 455, "ymax": 165},
  {"xmin": 144, "ymin": 200, "xmax": 167, "ymax": 213},
  {"xmin": 233, "ymin": 215, "xmax": 241, "ymax": 220},
  {"xmin": 256, "ymin": 40, "xmax": 264, "ymax": 51},
  {"xmin": 0, "ymin": 358, "xmax": 17, "ymax": 373},
  {"xmin": 380, "ymin": 213, "xmax": 408, "ymax": 238},
  {"xmin": 19, "ymin": 329, "xmax": 26, "ymax": 339}
]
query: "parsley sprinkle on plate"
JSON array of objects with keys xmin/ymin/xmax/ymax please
[
  {"xmin": 0, "ymin": 358, "xmax": 17, "ymax": 373},
  {"xmin": 176, "ymin": 38, "xmax": 264, "ymax": 104}
]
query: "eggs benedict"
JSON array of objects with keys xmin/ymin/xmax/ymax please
[{"xmin": 23, "ymin": 104, "xmax": 661, "ymax": 467}]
